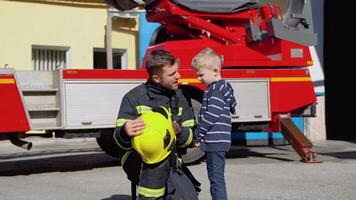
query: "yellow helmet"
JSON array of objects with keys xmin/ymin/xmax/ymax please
[{"xmin": 132, "ymin": 106, "xmax": 176, "ymax": 164}]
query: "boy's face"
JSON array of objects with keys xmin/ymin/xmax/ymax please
[
  {"xmin": 152, "ymin": 62, "xmax": 181, "ymax": 90},
  {"xmin": 195, "ymin": 67, "xmax": 219, "ymax": 86}
]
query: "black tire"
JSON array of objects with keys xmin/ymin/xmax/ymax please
[
  {"xmin": 96, "ymin": 129, "xmax": 125, "ymax": 159},
  {"xmin": 149, "ymin": 26, "xmax": 187, "ymax": 46},
  {"xmin": 181, "ymin": 147, "xmax": 205, "ymax": 165},
  {"xmin": 149, "ymin": 26, "xmax": 170, "ymax": 46},
  {"xmin": 180, "ymin": 86, "xmax": 205, "ymax": 165}
]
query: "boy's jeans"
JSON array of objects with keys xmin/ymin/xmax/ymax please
[{"xmin": 206, "ymin": 151, "xmax": 227, "ymax": 200}]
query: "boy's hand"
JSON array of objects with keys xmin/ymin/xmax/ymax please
[
  {"xmin": 172, "ymin": 121, "xmax": 181, "ymax": 135},
  {"xmin": 193, "ymin": 142, "xmax": 200, "ymax": 147},
  {"xmin": 124, "ymin": 118, "xmax": 145, "ymax": 137},
  {"xmin": 193, "ymin": 139, "xmax": 200, "ymax": 147}
]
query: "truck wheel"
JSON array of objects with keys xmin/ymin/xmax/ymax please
[
  {"xmin": 96, "ymin": 129, "xmax": 125, "ymax": 159},
  {"xmin": 180, "ymin": 86, "xmax": 205, "ymax": 164},
  {"xmin": 149, "ymin": 26, "xmax": 174, "ymax": 45},
  {"xmin": 181, "ymin": 147, "xmax": 205, "ymax": 165}
]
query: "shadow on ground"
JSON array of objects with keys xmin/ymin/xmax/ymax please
[
  {"xmin": 102, "ymin": 194, "xmax": 132, "ymax": 200},
  {"xmin": 0, "ymin": 151, "xmax": 120, "ymax": 176},
  {"xmin": 226, "ymin": 147, "xmax": 295, "ymax": 162},
  {"xmin": 2, "ymin": 141, "xmax": 356, "ymax": 176},
  {"xmin": 315, "ymin": 140, "xmax": 356, "ymax": 160},
  {"xmin": 318, "ymin": 151, "xmax": 356, "ymax": 159},
  {"xmin": 227, "ymin": 140, "xmax": 356, "ymax": 162}
]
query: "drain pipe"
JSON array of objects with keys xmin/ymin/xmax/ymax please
[{"xmin": 7, "ymin": 133, "xmax": 32, "ymax": 150}]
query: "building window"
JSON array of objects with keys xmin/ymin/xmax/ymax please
[
  {"xmin": 93, "ymin": 48, "xmax": 128, "ymax": 69},
  {"xmin": 32, "ymin": 46, "xmax": 69, "ymax": 71}
]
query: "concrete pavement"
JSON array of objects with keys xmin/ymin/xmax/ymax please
[{"xmin": 0, "ymin": 137, "xmax": 356, "ymax": 200}]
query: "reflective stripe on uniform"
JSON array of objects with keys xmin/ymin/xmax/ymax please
[
  {"xmin": 182, "ymin": 119, "xmax": 195, "ymax": 127},
  {"xmin": 136, "ymin": 105, "xmax": 152, "ymax": 114},
  {"xmin": 137, "ymin": 185, "xmax": 165, "ymax": 198},
  {"xmin": 120, "ymin": 150, "xmax": 132, "ymax": 166},
  {"xmin": 113, "ymin": 131, "xmax": 133, "ymax": 150},
  {"xmin": 178, "ymin": 107, "xmax": 183, "ymax": 116},
  {"xmin": 178, "ymin": 128, "xmax": 193, "ymax": 147},
  {"xmin": 116, "ymin": 118, "xmax": 131, "ymax": 127}
]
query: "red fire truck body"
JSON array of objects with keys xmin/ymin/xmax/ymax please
[{"xmin": 0, "ymin": 0, "xmax": 320, "ymax": 163}]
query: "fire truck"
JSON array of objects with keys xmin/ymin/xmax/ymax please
[{"xmin": 0, "ymin": 0, "xmax": 321, "ymax": 163}]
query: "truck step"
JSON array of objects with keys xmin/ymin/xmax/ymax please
[
  {"xmin": 27, "ymin": 104, "xmax": 60, "ymax": 112},
  {"xmin": 15, "ymin": 71, "xmax": 62, "ymax": 130},
  {"xmin": 21, "ymin": 85, "xmax": 58, "ymax": 92},
  {"xmin": 28, "ymin": 122, "xmax": 61, "ymax": 130}
]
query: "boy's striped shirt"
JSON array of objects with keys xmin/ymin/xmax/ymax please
[{"xmin": 195, "ymin": 79, "xmax": 237, "ymax": 152}]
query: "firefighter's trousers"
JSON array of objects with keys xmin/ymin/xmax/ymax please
[{"xmin": 137, "ymin": 157, "xmax": 171, "ymax": 199}]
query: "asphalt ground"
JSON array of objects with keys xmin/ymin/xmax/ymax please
[{"xmin": 0, "ymin": 137, "xmax": 355, "ymax": 200}]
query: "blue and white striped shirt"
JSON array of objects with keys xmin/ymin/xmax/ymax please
[{"xmin": 195, "ymin": 79, "xmax": 237, "ymax": 152}]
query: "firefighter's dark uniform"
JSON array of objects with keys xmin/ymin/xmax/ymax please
[{"xmin": 113, "ymin": 81, "xmax": 195, "ymax": 199}]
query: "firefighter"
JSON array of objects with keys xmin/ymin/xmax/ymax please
[{"xmin": 113, "ymin": 50, "xmax": 196, "ymax": 199}]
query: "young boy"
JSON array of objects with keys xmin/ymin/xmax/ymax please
[{"xmin": 192, "ymin": 48, "xmax": 237, "ymax": 200}]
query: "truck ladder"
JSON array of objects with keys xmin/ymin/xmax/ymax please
[{"xmin": 279, "ymin": 117, "xmax": 322, "ymax": 163}]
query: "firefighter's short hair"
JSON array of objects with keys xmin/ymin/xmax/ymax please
[
  {"xmin": 146, "ymin": 50, "xmax": 177, "ymax": 77},
  {"xmin": 192, "ymin": 48, "xmax": 222, "ymax": 71}
]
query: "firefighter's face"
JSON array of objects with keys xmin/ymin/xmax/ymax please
[{"xmin": 153, "ymin": 62, "xmax": 181, "ymax": 90}]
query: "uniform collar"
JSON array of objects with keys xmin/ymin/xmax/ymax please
[{"xmin": 145, "ymin": 80, "xmax": 175, "ymax": 99}]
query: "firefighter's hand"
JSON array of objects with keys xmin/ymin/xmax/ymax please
[
  {"xmin": 172, "ymin": 121, "xmax": 181, "ymax": 135},
  {"xmin": 124, "ymin": 118, "xmax": 145, "ymax": 137}
]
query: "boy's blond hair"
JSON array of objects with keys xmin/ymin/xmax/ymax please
[{"xmin": 192, "ymin": 48, "xmax": 222, "ymax": 71}]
